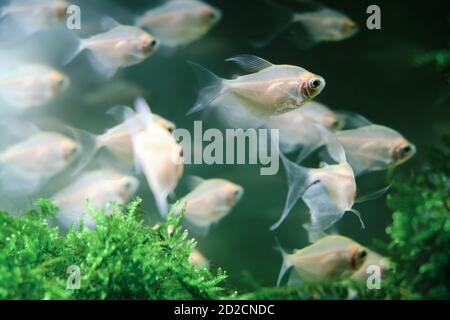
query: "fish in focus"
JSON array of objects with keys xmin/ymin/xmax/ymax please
[
  {"xmin": 334, "ymin": 124, "xmax": 416, "ymax": 176},
  {"xmin": 188, "ymin": 54, "xmax": 325, "ymax": 117},
  {"xmin": 135, "ymin": 0, "xmax": 221, "ymax": 47},
  {"xmin": 0, "ymin": 121, "xmax": 81, "ymax": 195},
  {"xmin": 0, "ymin": 0, "xmax": 69, "ymax": 38},
  {"xmin": 255, "ymin": 2, "xmax": 358, "ymax": 49},
  {"xmin": 277, "ymin": 235, "xmax": 368, "ymax": 285},
  {"xmin": 178, "ymin": 176, "xmax": 243, "ymax": 234},
  {"xmin": 351, "ymin": 249, "xmax": 390, "ymax": 281},
  {"xmin": 271, "ymin": 125, "xmax": 363, "ymax": 242},
  {"xmin": 188, "ymin": 249, "xmax": 210, "ymax": 269},
  {"xmin": 127, "ymin": 97, "xmax": 183, "ymax": 216},
  {"xmin": 0, "ymin": 64, "xmax": 69, "ymax": 111},
  {"xmin": 64, "ymin": 22, "xmax": 159, "ymax": 77},
  {"xmin": 52, "ymin": 169, "xmax": 139, "ymax": 230}
]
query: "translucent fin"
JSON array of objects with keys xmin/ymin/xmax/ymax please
[
  {"xmin": 62, "ymin": 32, "xmax": 83, "ymax": 66},
  {"xmin": 134, "ymin": 96, "xmax": 155, "ymax": 128},
  {"xmin": 251, "ymin": 3, "xmax": 295, "ymax": 48},
  {"xmin": 275, "ymin": 238, "xmax": 293, "ymax": 286},
  {"xmin": 100, "ymin": 16, "xmax": 121, "ymax": 31},
  {"xmin": 313, "ymin": 124, "xmax": 346, "ymax": 164},
  {"xmin": 186, "ymin": 175, "xmax": 205, "ymax": 190},
  {"xmin": 349, "ymin": 209, "xmax": 365, "ymax": 229},
  {"xmin": 186, "ymin": 61, "xmax": 225, "ymax": 115},
  {"xmin": 336, "ymin": 111, "xmax": 372, "ymax": 129},
  {"xmin": 225, "ymin": 54, "xmax": 274, "ymax": 73},
  {"xmin": 270, "ymin": 151, "xmax": 313, "ymax": 231},
  {"xmin": 355, "ymin": 185, "xmax": 391, "ymax": 203},
  {"xmin": 155, "ymin": 191, "xmax": 169, "ymax": 218},
  {"xmin": 68, "ymin": 127, "xmax": 100, "ymax": 177},
  {"xmin": 122, "ymin": 105, "xmax": 144, "ymax": 174},
  {"xmin": 295, "ymin": 139, "xmax": 323, "ymax": 163},
  {"xmin": 306, "ymin": 228, "xmax": 328, "ymax": 243},
  {"xmin": 86, "ymin": 50, "xmax": 119, "ymax": 79}
]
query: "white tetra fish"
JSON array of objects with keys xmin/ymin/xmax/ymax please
[
  {"xmin": 335, "ymin": 124, "xmax": 416, "ymax": 176},
  {"xmin": 0, "ymin": 0, "xmax": 69, "ymax": 37},
  {"xmin": 264, "ymin": 101, "xmax": 342, "ymax": 159},
  {"xmin": 178, "ymin": 177, "xmax": 243, "ymax": 234},
  {"xmin": 271, "ymin": 125, "xmax": 385, "ymax": 241},
  {"xmin": 135, "ymin": 0, "xmax": 221, "ymax": 47},
  {"xmin": 256, "ymin": 2, "xmax": 358, "ymax": 49},
  {"xmin": 80, "ymin": 99, "xmax": 175, "ymax": 167},
  {"xmin": 53, "ymin": 169, "xmax": 139, "ymax": 230},
  {"xmin": 188, "ymin": 54, "xmax": 325, "ymax": 117},
  {"xmin": 0, "ymin": 121, "xmax": 81, "ymax": 195},
  {"xmin": 0, "ymin": 64, "xmax": 69, "ymax": 111},
  {"xmin": 188, "ymin": 249, "xmax": 210, "ymax": 269},
  {"xmin": 65, "ymin": 22, "xmax": 159, "ymax": 77},
  {"xmin": 277, "ymin": 235, "xmax": 368, "ymax": 285},
  {"xmin": 127, "ymin": 98, "xmax": 183, "ymax": 216},
  {"xmin": 351, "ymin": 249, "xmax": 390, "ymax": 281}
]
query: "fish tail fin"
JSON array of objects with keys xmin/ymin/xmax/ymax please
[
  {"xmin": 62, "ymin": 32, "xmax": 84, "ymax": 66},
  {"xmin": 274, "ymin": 238, "xmax": 293, "ymax": 286},
  {"xmin": 186, "ymin": 61, "xmax": 226, "ymax": 116},
  {"xmin": 270, "ymin": 151, "xmax": 311, "ymax": 231}
]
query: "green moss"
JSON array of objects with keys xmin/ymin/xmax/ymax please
[
  {"xmin": 385, "ymin": 138, "xmax": 450, "ymax": 299},
  {"xmin": 0, "ymin": 199, "xmax": 234, "ymax": 300}
]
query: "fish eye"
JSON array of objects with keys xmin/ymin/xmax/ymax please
[
  {"xmin": 150, "ymin": 39, "xmax": 158, "ymax": 48},
  {"xmin": 208, "ymin": 12, "xmax": 216, "ymax": 20},
  {"xmin": 357, "ymin": 249, "xmax": 367, "ymax": 260},
  {"xmin": 399, "ymin": 145, "xmax": 412, "ymax": 156},
  {"xmin": 309, "ymin": 78, "xmax": 321, "ymax": 89}
]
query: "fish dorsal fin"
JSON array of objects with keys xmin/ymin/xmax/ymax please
[
  {"xmin": 186, "ymin": 175, "xmax": 206, "ymax": 190},
  {"xmin": 100, "ymin": 16, "xmax": 121, "ymax": 31},
  {"xmin": 314, "ymin": 124, "xmax": 346, "ymax": 164},
  {"xmin": 106, "ymin": 104, "xmax": 135, "ymax": 123},
  {"xmin": 134, "ymin": 96, "xmax": 155, "ymax": 128},
  {"xmin": 226, "ymin": 54, "xmax": 274, "ymax": 73}
]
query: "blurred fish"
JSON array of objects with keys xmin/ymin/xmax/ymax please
[
  {"xmin": 271, "ymin": 125, "xmax": 363, "ymax": 241},
  {"xmin": 188, "ymin": 249, "xmax": 210, "ymax": 269},
  {"xmin": 277, "ymin": 235, "xmax": 368, "ymax": 285},
  {"xmin": 95, "ymin": 105, "xmax": 175, "ymax": 165},
  {"xmin": 264, "ymin": 101, "xmax": 342, "ymax": 158},
  {"xmin": 127, "ymin": 97, "xmax": 183, "ymax": 216},
  {"xmin": 351, "ymin": 249, "xmax": 390, "ymax": 281},
  {"xmin": 53, "ymin": 169, "xmax": 139, "ymax": 230},
  {"xmin": 135, "ymin": 0, "xmax": 221, "ymax": 47},
  {"xmin": 188, "ymin": 54, "xmax": 325, "ymax": 116},
  {"xmin": 64, "ymin": 21, "xmax": 159, "ymax": 78},
  {"xmin": 0, "ymin": 64, "xmax": 69, "ymax": 111},
  {"xmin": 0, "ymin": 0, "xmax": 69, "ymax": 38},
  {"xmin": 255, "ymin": 1, "xmax": 358, "ymax": 49},
  {"xmin": 82, "ymin": 79, "xmax": 145, "ymax": 109},
  {"xmin": 335, "ymin": 125, "xmax": 416, "ymax": 176},
  {"xmin": 0, "ymin": 120, "xmax": 81, "ymax": 195},
  {"xmin": 178, "ymin": 176, "xmax": 243, "ymax": 234}
]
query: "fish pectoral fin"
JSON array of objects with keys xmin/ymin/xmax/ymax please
[
  {"xmin": 225, "ymin": 54, "xmax": 274, "ymax": 73},
  {"xmin": 355, "ymin": 185, "xmax": 391, "ymax": 203},
  {"xmin": 85, "ymin": 50, "xmax": 119, "ymax": 79}
]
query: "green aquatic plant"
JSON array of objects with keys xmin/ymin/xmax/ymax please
[
  {"xmin": 414, "ymin": 49, "xmax": 450, "ymax": 84},
  {"xmin": 385, "ymin": 138, "xmax": 450, "ymax": 299},
  {"xmin": 0, "ymin": 199, "xmax": 233, "ymax": 300}
]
